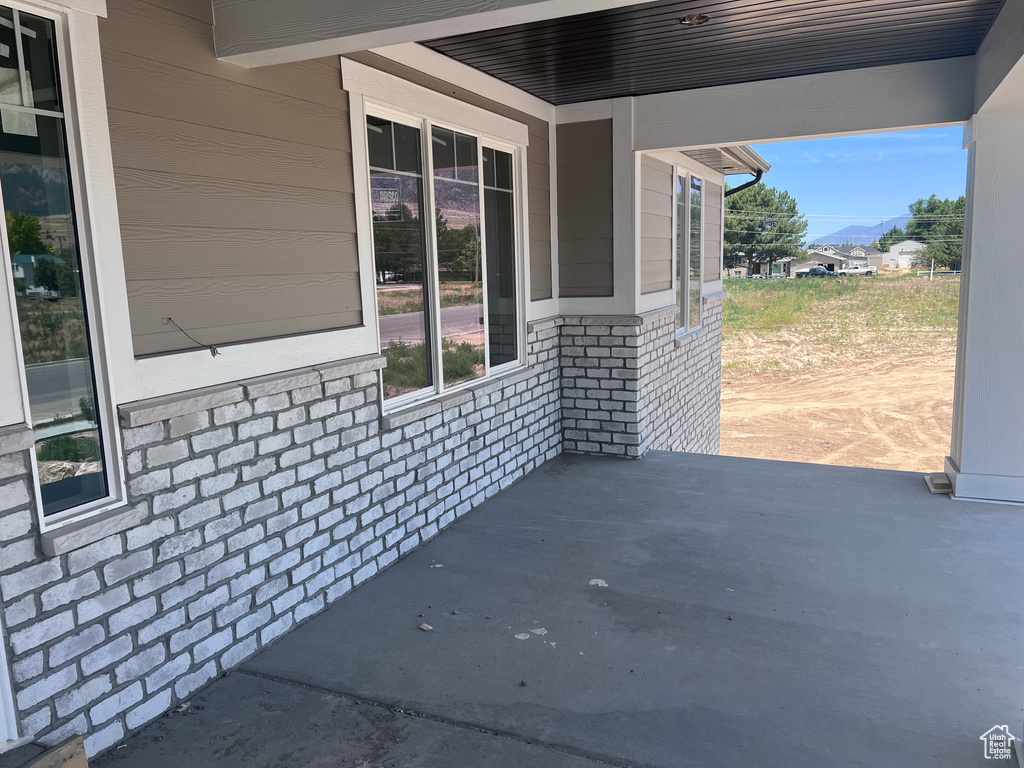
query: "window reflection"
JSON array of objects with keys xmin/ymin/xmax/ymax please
[
  {"xmin": 432, "ymin": 127, "xmax": 484, "ymax": 388},
  {"xmin": 368, "ymin": 116, "xmax": 434, "ymax": 400},
  {"xmin": 3, "ymin": 6, "xmax": 107, "ymax": 515}
]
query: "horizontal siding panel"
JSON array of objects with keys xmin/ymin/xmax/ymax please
[
  {"xmin": 100, "ymin": 0, "xmax": 348, "ymax": 109},
  {"xmin": 557, "ymin": 190, "xmax": 613, "ymax": 218},
  {"xmin": 107, "ymin": 110, "xmax": 353, "ymax": 193},
  {"xmin": 556, "ymin": 161, "xmax": 614, "ymax": 194},
  {"xmin": 128, "ymin": 275, "xmax": 362, "ymax": 355},
  {"xmin": 641, "ymin": 188, "xmax": 673, "ymax": 219},
  {"xmin": 139, "ymin": 0, "xmax": 212, "ymax": 25},
  {"xmin": 102, "ymin": 49, "xmax": 349, "ymax": 151},
  {"xmin": 528, "ymin": 161, "xmax": 550, "ymax": 192},
  {"xmin": 530, "ymin": 237, "xmax": 551, "ymax": 266},
  {"xmin": 641, "ymin": 212, "xmax": 672, "ymax": 240},
  {"xmin": 559, "ymin": 238, "xmax": 613, "ymax": 265},
  {"xmin": 119, "ymin": 224, "xmax": 359, "ymax": 280},
  {"xmin": 115, "ymin": 168, "xmax": 356, "ymax": 233},
  {"xmin": 529, "ymin": 187, "xmax": 551, "ymax": 217},
  {"xmin": 559, "ymin": 213, "xmax": 613, "ymax": 242},
  {"xmin": 530, "ymin": 268, "xmax": 552, "ymax": 300},
  {"xmin": 557, "ymin": 120, "xmax": 611, "ymax": 163},
  {"xmin": 642, "ymin": 261, "xmax": 672, "ymax": 294}
]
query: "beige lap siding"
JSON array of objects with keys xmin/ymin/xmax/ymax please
[
  {"xmin": 640, "ymin": 156, "xmax": 674, "ymax": 294},
  {"xmin": 557, "ymin": 120, "xmax": 614, "ymax": 298},
  {"xmin": 703, "ymin": 181, "xmax": 724, "ymax": 282},
  {"xmin": 99, "ymin": 0, "xmax": 361, "ymax": 356}
]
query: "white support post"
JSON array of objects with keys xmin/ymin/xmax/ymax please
[{"xmin": 946, "ymin": 107, "xmax": 1024, "ymax": 503}]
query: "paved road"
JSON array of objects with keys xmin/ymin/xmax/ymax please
[
  {"xmin": 24, "ymin": 358, "xmax": 92, "ymax": 422},
  {"xmin": 380, "ymin": 304, "xmax": 483, "ymax": 346}
]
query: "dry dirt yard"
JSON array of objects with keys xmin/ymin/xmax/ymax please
[{"xmin": 719, "ymin": 275, "xmax": 959, "ymax": 474}]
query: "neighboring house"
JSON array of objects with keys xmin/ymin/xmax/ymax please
[
  {"xmin": 883, "ymin": 240, "xmax": 927, "ymax": 269},
  {"xmin": 792, "ymin": 244, "xmax": 881, "ymax": 274},
  {"xmin": 0, "ymin": 0, "xmax": 1019, "ymax": 759},
  {"xmin": 9, "ymin": 254, "xmax": 62, "ymax": 294}
]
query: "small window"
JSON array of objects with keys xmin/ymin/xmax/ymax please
[
  {"xmin": 367, "ymin": 114, "xmax": 522, "ymax": 405},
  {"xmin": 1, "ymin": 5, "xmax": 112, "ymax": 518},
  {"xmin": 675, "ymin": 171, "xmax": 704, "ymax": 333}
]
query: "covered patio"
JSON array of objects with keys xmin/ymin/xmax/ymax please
[{"xmin": 87, "ymin": 452, "xmax": 1024, "ymax": 767}]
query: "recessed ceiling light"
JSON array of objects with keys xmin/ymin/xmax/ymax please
[{"xmin": 679, "ymin": 14, "xmax": 710, "ymax": 26}]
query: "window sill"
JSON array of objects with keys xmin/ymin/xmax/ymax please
[
  {"xmin": 380, "ymin": 364, "xmax": 531, "ymax": 431},
  {"xmin": 40, "ymin": 503, "xmax": 140, "ymax": 557},
  {"xmin": 675, "ymin": 326, "xmax": 704, "ymax": 347}
]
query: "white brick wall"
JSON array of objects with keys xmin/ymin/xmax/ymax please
[
  {"xmin": 560, "ymin": 303, "xmax": 722, "ymax": 458},
  {"xmin": 0, "ymin": 321, "xmax": 561, "ymax": 756},
  {"xmin": 0, "ymin": 307, "xmax": 724, "ymax": 757}
]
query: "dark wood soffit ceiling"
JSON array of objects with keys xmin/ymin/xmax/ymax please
[{"xmin": 424, "ymin": 0, "xmax": 1004, "ymax": 105}]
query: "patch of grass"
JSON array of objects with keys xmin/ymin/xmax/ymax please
[
  {"xmin": 723, "ymin": 275, "xmax": 959, "ymax": 337},
  {"xmin": 381, "ymin": 338, "xmax": 485, "ymax": 397},
  {"xmin": 377, "ymin": 283, "xmax": 483, "ymax": 316},
  {"xmin": 37, "ymin": 435, "xmax": 99, "ymax": 462}
]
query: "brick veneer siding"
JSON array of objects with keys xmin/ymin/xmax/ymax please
[
  {"xmin": 560, "ymin": 315, "xmax": 644, "ymax": 457},
  {"xmin": 637, "ymin": 299, "xmax": 723, "ymax": 454},
  {"xmin": 0, "ymin": 318, "xmax": 561, "ymax": 756},
  {"xmin": 560, "ymin": 300, "xmax": 723, "ymax": 458}
]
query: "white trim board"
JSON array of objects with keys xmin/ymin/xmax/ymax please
[
  {"xmin": 368, "ymin": 43, "xmax": 556, "ymax": 124},
  {"xmin": 342, "ymin": 57, "xmax": 530, "ymax": 147},
  {"xmin": 632, "ymin": 57, "xmax": 975, "ymax": 152},
  {"xmin": 213, "ymin": 0, "xmax": 653, "ymax": 68}
]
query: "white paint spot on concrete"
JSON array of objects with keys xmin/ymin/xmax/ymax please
[
  {"xmin": 589, "ymin": 579, "xmax": 608, "ymax": 587},
  {"xmin": 514, "ymin": 633, "xmax": 531, "ymax": 640},
  {"xmin": 530, "ymin": 628, "xmax": 547, "ymax": 635},
  {"xmin": 549, "ymin": 642, "xmax": 556, "ymax": 647}
]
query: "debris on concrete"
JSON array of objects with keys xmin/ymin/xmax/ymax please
[
  {"xmin": 514, "ymin": 633, "xmax": 531, "ymax": 640},
  {"xmin": 419, "ymin": 623, "xmax": 433, "ymax": 632},
  {"xmin": 588, "ymin": 579, "xmax": 608, "ymax": 587},
  {"xmin": 431, "ymin": 563, "xmax": 444, "ymax": 568},
  {"xmin": 530, "ymin": 628, "xmax": 547, "ymax": 635},
  {"xmin": 174, "ymin": 702, "xmax": 190, "ymax": 714}
]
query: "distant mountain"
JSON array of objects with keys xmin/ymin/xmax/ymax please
[{"xmin": 812, "ymin": 214, "xmax": 912, "ymax": 246}]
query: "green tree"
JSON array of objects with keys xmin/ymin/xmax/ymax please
[
  {"xmin": 724, "ymin": 184, "xmax": 808, "ymax": 273},
  {"xmin": 372, "ymin": 204, "xmax": 424, "ymax": 284},
  {"xmin": 435, "ymin": 208, "xmax": 479, "ymax": 280},
  {"xmin": 5, "ymin": 211, "xmax": 50, "ymax": 255},
  {"xmin": 905, "ymin": 195, "xmax": 965, "ymax": 269},
  {"xmin": 34, "ymin": 258, "xmax": 59, "ymax": 292},
  {"xmin": 877, "ymin": 225, "xmax": 907, "ymax": 252}
]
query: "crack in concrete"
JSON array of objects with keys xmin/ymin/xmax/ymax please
[{"xmin": 236, "ymin": 668, "xmax": 641, "ymax": 768}]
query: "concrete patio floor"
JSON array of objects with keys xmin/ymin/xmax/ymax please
[{"xmin": 92, "ymin": 451, "xmax": 1024, "ymax": 767}]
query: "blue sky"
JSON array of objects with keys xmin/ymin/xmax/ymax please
[{"xmin": 749, "ymin": 127, "xmax": 969, "ymax": 243}]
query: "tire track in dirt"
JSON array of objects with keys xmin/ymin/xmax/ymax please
[{"xmin": 721, "ymin": 333, "xmax": 956, "ymax": 474}]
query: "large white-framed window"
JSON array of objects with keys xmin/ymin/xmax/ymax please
[
  {"xmin": 0, "ymin": 0, "xmax": 123, "ymax": 528},
  {"xmin": 675, "ymin": 169, "xmax": 704, "ymax": 333},
  {"xmin": 343, "ymin": 60, "xmax": 530, "ymax": 413}
]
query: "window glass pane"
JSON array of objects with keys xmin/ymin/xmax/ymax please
[
  {"xmin": 18, "ymin": 10, "xmax": 60, "ymax": 113},
  {"xmin": 368, "ymin": 116, "xmax": 433, "ymax": 400},
  {"xmin": 689, "ymin": 176, "xmax": 702, "ymax": 329},
  {"xmin": 366, "ymin": 116, "xmax": 393, "ymax": 171},
  {"xmin": 0, "ymin": 8, "xmax": 22, "ymax": 108},
  {"xmin": 432, "ymin": 127, "xmax": 483, "ymax": 388},
  {"xmin": 393, "ymin": 122, "xmax": 422, "ymax": 175},
  {"xmin": 675, "ymin": 173, "xmax": 686, "ymax": 330},
  {"xmin": 3, "ymin": 13, "xmax": 107, "ymax": 516},
  {"xmin": 484, "ymin": 147, "xmax": 516, "ymax": 367},
  {"xmin": 431, "ymin": 127, "xmax": 455, "ymax": 180}
]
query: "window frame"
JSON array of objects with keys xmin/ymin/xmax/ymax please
[
  {"xmin": 351, "ymin": 86, "xmax": 530, "ymax": 413},
  {"xmin": 0, "ymin": 0, "xmax": 126, "ymax": 531},
  {"xmin": 674, "ymin": 166, "xmax": 706, "ymax": 336}
]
